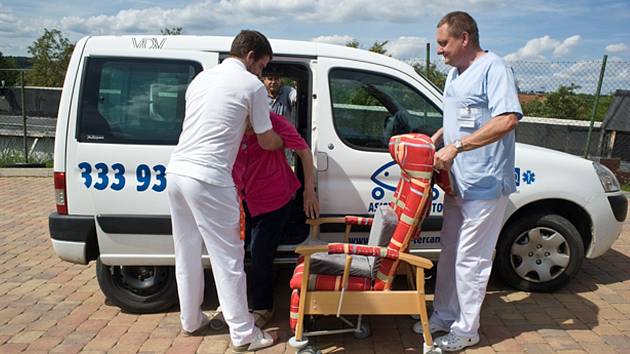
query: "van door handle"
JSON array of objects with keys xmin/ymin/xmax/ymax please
[{"xmin": 316, "ymin": 152, "xmax": 328, "ymax": 172}]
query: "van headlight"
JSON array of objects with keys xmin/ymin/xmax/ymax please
[{"xmin": 593, "ymin": 162, "xmax": 621, "ymax": 192}]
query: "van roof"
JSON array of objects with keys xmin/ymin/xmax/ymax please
[{"xmin": 83, "ymin": 35, "xmax": 426, "ymax": 84}]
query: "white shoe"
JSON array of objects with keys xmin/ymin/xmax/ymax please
[
  {"xmin": 434, "ymin": 332, "xmax": 480, "ymax": 352},
  {"xmin": 232, "ymin": 327, "xmax": 274, "ymax": 353},
  {"xmin": 412, "ymin": 317, "xmax": 451, "ymax": 335}
]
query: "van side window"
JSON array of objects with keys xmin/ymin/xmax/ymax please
[
  {"xmin": 78, "ymin": 58, "xmax": 202, "ymax": 144},
  {"xmin": 329, "ymin": 68, "xmax": 442, "ymax": 151}
]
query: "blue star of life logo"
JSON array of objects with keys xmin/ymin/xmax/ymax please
[{"xmin": 522, "ymin": 170, "xmax": 536, "ymax": 184}]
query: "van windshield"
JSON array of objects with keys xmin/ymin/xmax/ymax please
[{"xmin": 77, "ymin": 57, "xmax": 202, "ymax": 144}]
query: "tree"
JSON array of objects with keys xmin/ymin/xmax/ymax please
[
  {"xmin": 161, "ymin": 27, "xmax": 183, "ymax": 35},
  {"xmin": 521, "ymin": 84, "xmax": 591, "ymax": 120},
  {"xmin": 26, "ymin": 29, "xmax": 74, "ymax": 87},
  {"xmin": 345, "ymin": 39, "xmax": 359, "ymax": 48},
  {"xmin": 412, "ymin": 62, "xmax": 447, "ymax": 90},
  {"xmin": 345, "ymin": 40, "xmax": 390, "ymax": 55},
  {"xmin": 368, "ymin": 40, "xmax": 389, "ymax": 55},
  {"xmin": 0, "ymin": 52, "xmax": 19, "ymax": 87}
]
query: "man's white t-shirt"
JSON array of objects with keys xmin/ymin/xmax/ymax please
[{"xmin": 167, "ymin": 58, "xmax": 272, "ymax": 187}]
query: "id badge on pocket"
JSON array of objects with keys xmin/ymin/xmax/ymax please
[{"xmin": 458, "ymin": 107, "xmax": 475, "ymax": 128}]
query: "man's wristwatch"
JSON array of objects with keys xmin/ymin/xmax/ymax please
[{"xmin": 453, "ymin": 139, "xmax": 464, "ymax": 153}]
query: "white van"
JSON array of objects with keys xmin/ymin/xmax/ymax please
[{"xmin": 49, "ymin": 35, "xmax": 627, "ymax": 313}]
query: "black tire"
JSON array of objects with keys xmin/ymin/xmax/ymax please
[
  {"xmin": 496, "ymin": 213, "xmax": 584, "ymax": 292},
  {"xmin": 96, "ymin": 258, "xmax": 178, "ymax": 313},
  {"xmin": 352, "ymin": 321, "xmax": 371, "ymax": 340}
]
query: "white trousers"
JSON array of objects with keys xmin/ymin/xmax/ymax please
[
  {"xmin": 432, "ymin": 194, "xmax": 509, "ymax": 337},
  {"xmin": 167, "ymin": 174, "xmax": 254, "ymax": 346}
]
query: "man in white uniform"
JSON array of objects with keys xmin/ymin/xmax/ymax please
[
  {"xmin": 412, "ymin": 11, "xmax": 522, "ymax": 351},
  {"xmin": 167, "ymin": 30, "xmax": 283, "ymax": 352}
]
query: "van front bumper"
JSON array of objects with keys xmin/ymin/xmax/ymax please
[
  {"xmin": 587, "ymin": 193, "xmax": 627, "ymax": 258},
  {"xmin": 49, "ymin": 213, "xmax": 98, "ymax": 264}
]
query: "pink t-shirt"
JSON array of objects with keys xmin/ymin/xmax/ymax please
[{"xmin": 232, "ymin": 112, "xmax": 309, "ymax": 217}]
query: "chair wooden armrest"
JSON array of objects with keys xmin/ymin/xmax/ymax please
[
  {"xmin": 306, "ymin": 216, "xmax": 372, "ymax": 242},
  {"xmin": 398, "ymin": 252, "xmax": 434, "ymax": 270},
  {"xmin": 295, "ymin": 244, "xmax": 328, "ymax": 256}
]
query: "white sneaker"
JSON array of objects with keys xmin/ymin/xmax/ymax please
[
  {"xmin": 434, "ymin": 331, "xmax": 480, "ymax": 352},
  {"xmin": 232, "ymin": 327, "xmax": 274, "ymax": 353},
  {"xmin": 412, "ymin": 317, "xmax": 451, "ymax": 335}
]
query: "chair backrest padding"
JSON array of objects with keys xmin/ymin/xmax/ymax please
[
  {"xmin": 367, "ymin": 205, "xmax": 398, "ymax": 247},
  {"xmin": 373, "ymin": 133, "xmax": 434, "ymax": 290}
]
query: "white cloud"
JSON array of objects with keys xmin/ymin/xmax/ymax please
[
  {"xmin": 311, "ymin": 35, "xmax": 355, "ymax": 46},
  {"xmin": 505, "ymin": 35, "xmax": 581, "ymax": 61},
  {"xmin": 606, "ymin": 43, "xmax": 629, "ymax": 54},
  {"xmin": 384, "ymin": 36, "xmax": 429, "ymax": 59},
  {"xmin": 52, "ymin": 0, "xmax": 514, "ymax": 35},
  {"xmin": 553, "ymin": 35, "xmax": 580, "ymax": 58}
]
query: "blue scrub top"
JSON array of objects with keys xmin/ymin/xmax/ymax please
[{"xmin": 443, "ymin": 52, "xmax": 523, "ymax": 200}]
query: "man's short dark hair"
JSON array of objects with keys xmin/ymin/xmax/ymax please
[
  {"xmin": 230, "ymin": 30, "xmax": 273, "ymax": 61},
  {"xmin": 437, "ymin": 11, "xmax": 480, "ymax": 47}
]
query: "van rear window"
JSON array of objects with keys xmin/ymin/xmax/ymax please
[{"xmin": 77, "ymin": 57, "xmax": 202, "ymax": 144}]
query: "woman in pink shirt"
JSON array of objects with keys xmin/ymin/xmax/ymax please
[{"xmin": 232, "ymin": 112, "xmax": 319, "ymax": 327}]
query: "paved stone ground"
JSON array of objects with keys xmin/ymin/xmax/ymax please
[{"xmin": 1, "ymin": 176, "xmax": 630, "ymax": 353}]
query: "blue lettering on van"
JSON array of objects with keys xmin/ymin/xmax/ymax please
[
  {"xmin": 514, "ymin": 167, "xmax": 520, "ymax": 187},
  {"xmin": 78, "ymin": 162, "xmax": 166, "ymax": 192},
  {"xmin": 412, "ymin": 235, "xmax": 441, "ymax": 244},
  {"xmin": 368, "ymin": 160, "xmax": 444, "ymax": 214},
  {"xmin": 368, "ymin": 201, "xmax": 390, "ymax": 213},
  {"xmin": 348, "ymin": 237, "xmax": 368, "ymax": 244}
]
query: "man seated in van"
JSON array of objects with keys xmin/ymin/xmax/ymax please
[{"xmin": 232, "ymin": 111, "xmax": 319, "ymax": 328}]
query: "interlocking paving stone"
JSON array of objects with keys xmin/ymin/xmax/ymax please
[{"xmin": 0, "ymin": 177, "xmax": 629, "ymax": 353}]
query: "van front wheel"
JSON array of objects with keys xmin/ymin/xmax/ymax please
[
  {"xmin": 495, "ymin": 214, "xmax": 584, "ymax": 292},
  {"xmin": 96, "ymin": 259, "xmax": 178, "ymax": 313}
]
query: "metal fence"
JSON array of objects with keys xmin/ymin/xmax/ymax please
[
  {"xmin": 0, "ymin": 68, "xmax": 59, "ymax": 166},
  {"xmin": 431, "ymin": 57, "xmax": 630, "ymax": 164},
  {"xmin": 3, "ymin": 57, "xmax": 630, "ymax": 169}
]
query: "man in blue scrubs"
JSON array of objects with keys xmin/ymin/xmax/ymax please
[{"xmin": 412, "ymin": 11, "xmax": 522, "ymax": 351}]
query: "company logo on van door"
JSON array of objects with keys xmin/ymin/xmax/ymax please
[
  {"xmin": 368, "ymin": 161, "xmax": 444, "ymax": 214},
  {"xmin": 131, "ymin": 37, "xmax": 167, "ymax": 49}
]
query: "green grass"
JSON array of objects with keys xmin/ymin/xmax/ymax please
[
  {"xmin": 0, "ymin": 151, "xmax": 52, "ymax": 167},
  {"xmin": 622, "ymin": 184, "xmax": 630, "ymax": 192}
]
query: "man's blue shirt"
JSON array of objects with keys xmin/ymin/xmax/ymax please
[{"xmin": 443, "ymin": 52, "xmax": 523, "ymax": 200}]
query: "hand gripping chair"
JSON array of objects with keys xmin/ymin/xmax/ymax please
[{"xmin": 288, "ymin": 133, "xmax": 442, "ymax": 354}]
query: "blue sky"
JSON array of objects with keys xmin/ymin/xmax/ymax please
[{"xmin": 1, "ymin": 0, "xmax": 629, "ymax": 63}]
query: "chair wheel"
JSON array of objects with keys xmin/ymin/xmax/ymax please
[
  {"xmin": 288, "ymin": 336, "xmax": 309, "ymax": 349},
  {"xmin": 297, "ymin": 347, "xmax": 321, "ymax": 354},
  {"xmin": 423, "ymin": 343, "xmax": 443, "ymax": 354},
  {"xmin": 352, "ymin": 322, "xmax": 371, "ymax": 339}
]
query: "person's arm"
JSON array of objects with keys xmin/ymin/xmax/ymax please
[
  {"xmin": 256, "ymin": 129, "xmax": 283, "ymax": 150},
  {"xmin": 295, "ymin": 148, "xmax": 319, "ymax": 219},
  {"xmin": 433, "ymin": 113, "xmax": 519, "ymax": 170},
  {"xmin": 431, "ymin": 128, "xmax": 444, "ymax": 146}
]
